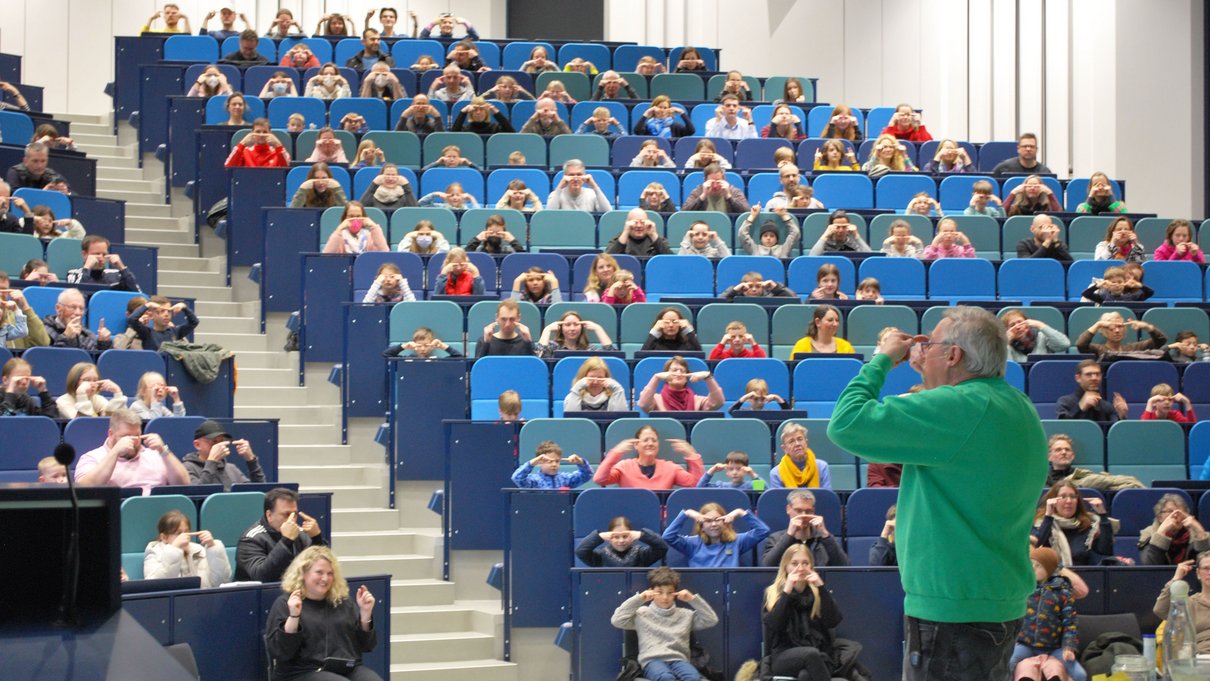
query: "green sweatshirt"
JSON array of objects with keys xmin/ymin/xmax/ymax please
[{"xmin": 827, "ymin": 354, "xmax": 1047, "ymax": 623}]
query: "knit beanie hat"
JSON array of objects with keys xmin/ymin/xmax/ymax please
[
  {"xmin": 760, "ymin": 221, "xmax": 780, "ymax": 238},
  {"xmin": 1030, "ymin": 546, "xmax": 1059, "ymax": 579}
]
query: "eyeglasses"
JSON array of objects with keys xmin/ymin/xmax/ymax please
[{"xmin": 917, "ymin": 340, "xmax": 955, "ymax": 353}]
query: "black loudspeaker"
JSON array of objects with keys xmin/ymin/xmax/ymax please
[{"xmin": 0, "ymin": 485, "xmax": 122, "ymax": 628}]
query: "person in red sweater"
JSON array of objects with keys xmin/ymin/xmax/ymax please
[
  {"xmin": 880, "ymin": 103, "xmax": 933, "ymax": 142},
  {"xmin": 224, "ymin": 119, "xmax": 289, "ymax": 167},
  {"xmin": 709, "ymin": 321, "xmax": 768, "ymax": 359},
  {"xmin": 1142, "ymin": 383, "xmax": 1197, "ymax": 423}
]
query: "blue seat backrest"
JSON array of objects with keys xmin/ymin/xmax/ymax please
[
  {"xmin": 735, "ymin": 138, "xmax": 793, "ymax": 171},
  {"xmin": 845, "ymin": 487, "xmax": 900, "ymax": 536},
  {"xmin": 88, "ymin": 290, "xmax": 145, "ymax": 335},
  {"xmin": 23, "ymin": 346, "xmax": 93, "ymax": 396},
  {"xmin": 97, "ymin": 349, "xmax": 166, "ymax": 398},
  {"xmin": 1027, "ymin": 360, "xmax": 1084, "ymax": 405},
  {"xmin": 756, "ymin": 487, "xmax": 841, "ymax": 534},
  {"xmin": 13, "ymin": 188, "xmax": 71, "ymax": 219},
  {"xmin": 352, "ymin": 251, "xmax": 425, "ymax": 294},
  {"xmin": 857, "ymin": 258, "xmax": 925, "ymax": 299},
  {"xmin": 499, "ymin": 253, "xmax": 572, "ymax": 295},
  {"xmin": 0, "ymin": 416, "xmax": 60, "ymax": 472},
  {"xmin": 573, "ymin": 488, "xmax": 662, "ymax": 540},
  {"xmin": 205, "ymin": 95, "xmax": 266, "ymax": 125},
  {"xmin": 976, "ymin": 141, "xmax": 1018, "ymax": 172},
  {"xmin": 1111, "ymin": 488, "xmax": 1191, "ymax": 536},
  {"xmin": 712, "ymin": 358, "xmax": 790, "ymax": 404}
]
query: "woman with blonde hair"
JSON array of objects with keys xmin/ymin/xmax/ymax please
[
  {"xmin": 266, "ymin": 546, "xmax": 382, "ymax": 681},
  {"xmin": 131, "ymin": 371, "xmax": 186, "ymax": 419},
  {"xmin": 563, "ymin": 356, "xmax": 629, "ymax": 412},
  {"xmin": 582, "ymin": 253, "xmax": 621, "ymax": 302},
  {"xmin": 662, "ymin": 501, "xmax": 769, "ymax": 567},
  {"xmin": 57, "ymin": 362, "xmax": 126, "ymax": 419},
  {"xmin": 861, "ymin": 133, "xmax": 917, "ymax": 178},
  {"xmin": 481, "ymin": 75, "xmax": 535, "ymax": 102}
]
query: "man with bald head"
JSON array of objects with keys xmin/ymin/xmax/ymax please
[
  {"xmin": 605, "ymin": 207, "xmax": 671, "ymax": 256},
  {"xmin": 1015, "ymin": 214, "xmax": 1072, "ymax": 261},
  {"xmin": 43, "ymin": 288, "xmax": 112, "ymax": 351}
]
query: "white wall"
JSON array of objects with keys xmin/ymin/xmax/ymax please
[{"xmin": 606, "ymin": 0, "xmax": 1206, "ymax": 217}]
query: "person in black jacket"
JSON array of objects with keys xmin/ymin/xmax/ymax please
[
  {"xmin": 575, "ymin": 516, "xmax": 669, "ymax": 567},
  {"xmin": 604, "ymin": 208, "xmax": 672, "ymax": 256},
  {"xmin": 1, "ymin": 357, "xmax": 57, "ymax": 416},
  {"xmin": 633, "ymin": 95, "xmax": 695, "ymax": 138},
  {"xmin": 265, "ymin": 546, "xmax": 382, "ymax": 681},
  {"xmin": 761, "ymin": 490, "xmax": 851, "ymax": 568},
  {"xmin": 450, "ymin": 97, "xmax": 514, "ymax": 134},
  {"xmin": 1015, "ymin": 214, "xmax": 1072, "ymax": 261},
  {"xmin": 235, "ymin": 488, "xmax": 327, "ymax": 582},
  {"xmin": 869, "ymin": 505, "xmax": 898, "ymax": 567},
  {"xmin": 344, "ymin": 28, "xmax": 395, "ymax": 71},
  {"xmin": 640, "ymin": 307, "xmax": 702, "ymax": 353}
]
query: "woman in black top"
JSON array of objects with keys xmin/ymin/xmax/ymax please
[
  {"xmin": 450, "ymin": 97, "xmax": 514, "ymax": 134},
  {"xmin": 641, "ymin": 307, "xmax": 702, "ymax": 352},
  {"xmin": 266, "ymin": 546, "xmax": 382, "ymax": 681}
]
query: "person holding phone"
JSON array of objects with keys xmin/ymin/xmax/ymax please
[
  {"xmin": 266, "ymin": 546, "xmax": 382, "ymax": 681},
  {"xmin": 74, "ymin": 408, "xmax": 192, "ymax": 494}
]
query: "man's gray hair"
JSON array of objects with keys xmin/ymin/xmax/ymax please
[
  {"xmin": 942, "ymin": 306, "xmax": 1006, "ymax": 378},
  {"xmin": 25, "ymin": 141, "xmax": 48, "ymax": 156},
  {"xmin": 562, "ymin": 159, "xmax": 585, "ymax": 173},
  {"xmin": 57, "ymin": 287, "xmax": 84, "ymax": 304},
  {"xmin": 786, "ymin": 489, "xmax": 816, "ymax": 505}
]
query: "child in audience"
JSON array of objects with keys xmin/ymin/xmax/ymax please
[
  {"xmin": 112, "ymin": 296, "xmax": 148, "ymax": 349},
  {"xmin": 786, "ymin": 185, "xmax": 824, "ymax": 210},
  {"xmin": 37, "ymin": 456, "xmax": 67, "ymax": 483},
  {"xmin": 126, "ymin": 296, "xmax": 200, "ymax": 351},
  {"xmin": 611, "ymin": 567, "xmax": 718, "ymax": 681},
  {"xmin": 397, "ymin": 220, "xmax": 450, "ymax": 254},
  {"xmin": 808, "ymin": 263, "xmax": 848, "ymax": 300},
  {"xmin": 678, "ymin": 221, "xmax": 731, "ymax": 257},
  {"xmin": 507, "ymin": 151, "xmax": 527, "ymax": 165},
  {"xmin": 965, "ymin": 179, "xmax": 1005, "ymax": 217},
  {"xmin": 57, "ymin": 362, "xmax": 126, "ymax": 419},
  {"xmin": 730, "ymin": 378, "xmax": 789, "ymax": 413},
  {"xmin": 708, "ymin": 321, "xmax": 767, "ymax": 359},
  {"xmin": 576, "ymin": 516, "xmax": 668, "ymax": 567},
  {"xmin": 510, "ymin": 440, "xmax": 593, "ymax": 489},
  {"xmin": 720, "ymin": 272, "xmax": 796, "ymax": 301},
  {"xmin": 869, "ymin": 505, "xmax": 898, "ymax": 566},
  {"xmin": 432, "ymin": 248, "xmax": 485, "ymax": 295},
  {"xmin": 856, "ymin": 277, "xmax": 885, "ymax": 304},
  {"xmin": 383, "ymin": 327, "xmax": 462, "ymax": 359},
  {"xmin": 498, "ymin": 390, "xmax": 522, "ymax": 423},
  {"xmin": 1076, "ymin": 172, "xmax": 1127, "ymax": 215},
  {"xmin": 0, "ymin": 292, "xmax": 29, "ymax": 344},
  {"xmin": 1168, "ymin": 330, "xmax": 1210, "ymax": 363},
  {"xmin": 1009, "ymin": 547, "xmax": 1083, "ymax": 681},
  {"xmin": 575, "ymin": 106, "xmax": 626, "ymax": 138},
  {"xmin": 1153, "ymin": 219, "xmax": 1205, "ymax": 263},
  {"xmin": 1, "ymin": 357, "xmax": 56, "ymax": 416},
  {"xmin": 421, "ymin": 145, "xmax": 480, "ymax": 171},
  {"xmin": 466, "ymin": 215, "xmax": 524, "ymax": 254},
  {"xmin": 697, "ymin": 451, "xmax": 765, "ymax": 490},
  {"xmin": 411, "ymin": 55, "xmax": 439, "ymax": 72},
  {"xmin": 286, "ymin": 113, "xmax": 306, "ymax": 134},
  {"xmin": 905, "ymin": 192, "xmax": 943, "ymax": 217},
  {"xmin": 509, "ymin": 267, "xmax": 562, "ymax": 304},
  {"xmin": 143, "ymin": 510, "xmax": 231, "ymax": 588},
  {"xmin": 130, "ymin": 371, "xmax": 186, "ymax": 419},
  {"xmin": 1080, "ymin": 266, "xmax": 1153, "ymax": 303},
  {"xmin": 363, "ymin": 263, "xmax": 415, "ymax": 303},
  {"xmin": 1142, "ymin": 383, "xmax": 1197, "ymax": 423},
  {"xmin": 813, "ymin": 139, "xmax": 860, "ymax": 171},
  {"xmin": 880, "ymin": 218, "xmax": 925, "ymax": 257},
  {"xmin": 600, "ymin": 269, "xmax": 645, "ymax": 305},
  {"xmin": 662, "ymin": 502, "xmax": 769, "ymax": 567},
  {"xmin": 30, "ymin": 205, "xmax": 86, "ymax": 239},
  {"xmin": 772, "ymin": 147, "xmax": 797, "ymax": 169},
  {"xmin": 418, "ymin": 181, "xmax": 480, "ymax": 210},
  {"xmin": 921, "ymin": 218, "xmax": 975, "ymax": 259}
]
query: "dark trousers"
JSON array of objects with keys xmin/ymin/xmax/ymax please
[
  {"xmin": 904, "ymin": 616, "xmax": 1021, "ymax": 681},
  {"xmin": 284, "ymin": 665, "xmax": 383, "ymax": 681},
  {"xmin": 770, "ymin": 646, "xmax": 832, "ymax": 681}
]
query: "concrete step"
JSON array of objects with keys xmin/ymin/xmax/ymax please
[
  {"xmin": 158, "ymin": 285, "xmax": 233, "ymax": 302},
  {"xmin": 331, "ymin": 530, "xmax": 437, "ymax": 556},
  {"xmin": 88, "ymin": 154, "xmax": 139, "ymax": 169},
  {"xmin": 332, "ymin": 507, "xmax": 410, "ymax": 532},
  {"xmin": 159, "ymin": 269, "xmax": 228, "ymax": 288},
  {"xmin": 125, "ymin": 214, "xmax": 190, "ymax": 230},
  {"xmin": 278, "ymin": 463, "xmax": 382, "ymax": 488},
  {"xmin": 389, "ymin": 659, "xmax": 517, "ymax": 681},
  {"xmin": 301, "ymin": 484, "xmax": 387, "ymax": 509},
  {"xmin": 150, "ymin": 243, "xmax": 201, "ymax": 258},
  {"xmin": 193, "ymin": 331, "xmax": 269, "ymax": 351},
  {"xmin": 55, "ymin": 114, "xmax": 110, "ymax": 127},
  {"xmin": 389, "ymin": 579, "xmax": 457, "ymax": 608},
  {"xmin": 340, "ymin": 553, "xmax": 433, "ymax": 581},
  {"xmin": 97, "ymin": 177, "xmax": 164, "ymax": 194},
  {"xmin": 189, "ymin": 314, "xmax": 260, "ymax": 335},
  {"xmin": 97, "ymin": 189, "xmax": 163, "ymax": 204},
  {"xmin": 159, "ymin": 255, "xmax": 222, "ymax": 272},
  {"xmin": 390, "ymin": 632, "xmax": 495, "ymax": 664},
  {"xmin": 78, "ymin": 143, "xmax": 134, "ymax": 159},
  {"xmin": 195, "ymin": 300, "xmax": 258, "ymax": 318},
  {"xmin": 124, "ymin": 202, "xmax": 175, "ymax": 218},
  {"xmin": 236, "ymin": 383, "xmax": 335, "ymax": 406},
  {"xmin": 73, "ymin": 132, "xmax": 120, "ymax": 146},
  {"xmin": 234, "ymin": 404, "xmax": 338, "ymax": 424},
  {"xmin": 97, "ymin": 165, "xmax": 151, "ymax": 182},
  {"xmin": 277, "ymin": 443, "xmax": 353, "ymax": 466},
  {"xmin": 235, "ymin": 367, "xmax": 297, "ymax": 388},
  {"xmin": 390, "ymin": 606, "xmax": 490, "ymax": 636},
  {"xmin": 125, "ymin": 229, "xmax": 195, "ymax": 246},
  {"xmin": 227, "ymin": 350, "xmax": 292, "ymax": 370}
]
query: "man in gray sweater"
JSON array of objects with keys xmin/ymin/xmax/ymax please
[
  {"xmin": 546, "ymin": 159, "xmax": 612, "ymax": 211},
  {"xmin": 611, "ymin": 567, "xmax": 718, "ymax": 681}
]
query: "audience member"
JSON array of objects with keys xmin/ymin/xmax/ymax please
[
  {"xmin": 808, "ymin": 210, "xmax": 871, "ymax": 255},
  {"xmin": 57, "ymin": 362, "xmax": 125, "ymax": 419},
  {"xmin": 428, "ymin": 64, "xmax": 474, "ymax": 103},
  {"xmin": 992, "ymin": 133, "xmax": 1052, "ymax": 175},
  {"xmin": 663, "ymin": 502, "xmax": 769, "ymax": 567},
  {"xmin": 601, "ymin": 208, "xmax": 668, "ymax": 256},
  {"xmin": 65, "ymin": 235, "xmax": 141, "ymax": 291},
  {"xmin": 813, "ymin": 139, "xmax": 860, "ymax": 171},
  {"xmin": 303, "ymin": 130, "xmax": 349, "ymax": 165},
  {"xmin": 1055, "ymin": 359, "xmax": 1127, "ymax": 422},
  {"xmin": 43, "ymin": 288, "xmax": 112, "ymax": 351},
  {"xmin": 362, "ymin": 263, "xmax": 415, "ymax": 304},
  {"xmin": 224, "ymin": 118, "xmax": 288, "ymax": 167},
  {"xmin": 861, "ymin": 134, "xmax": 917, "ymax": 177},
  {"xmin": 720, "ymin": 272, "xmax": 794, "ymax": 302},
  {"xmin": 730, "ymin": 378, "xmax": 789, "ymax": 413},
  {"xmin": 807, "ymin": 263, "xmax": 848, "ymax": 301},
  {"xmin": 467, "ymin": 215, "xmax": 524, "ymax": 255},
  {"xmin": 1032, "ymin": 481, "xmax": 1119, "ymax": 566},
  {"xmin": 535, "ymin": 311, "xmax": 614, "ymax": 356},
  {"xmin": 1093, "ymin": 216, "xmax": 1146, "ymax": 262},
  {"xmin": 420, "ymin": 12, "xmax": 478, "ymax": 39},
  {"xmin": 1005, "ymin": 175, "xmax": 1061, "ymax": 216},
  {"xmin": 0, "ymin": 278, "xmax": 45, "ymax": 349},
  {"xmin": 182, "ymin": 419, "xmax": 266, "ymax": 489},
  {"xmin": 280, "ymin": 43, "xmax": 320, "ymax": 70},
  {"xmin": 870, "ymin": 505, "xmax": 899, "ymax": 566},
  {"xmin": 446, "ymin": 40, "xmax": 489, "ymax": 72},
  {"xmin": 1154, "ymin": 219, "xmax": 1205, "ymax": 262},
  {"xmin": 681, "ymin": 164, "xmax": 749, "ymax": 212},
  {"xmin": 641, "ymin": 309, "xmax": 702, "ymax": 353},
  {"xmin": 1044, "ymin": 433, "xmax": 1143, "ymax": 490},
  {"xmin": 1002, "ymin": 309, "xmax": 1071, "ymax": 362},
  {"xmin": 37, "ymin": 456, "xmax": 67, "ymax": 483},
  {"xmin": 818, "ymin": 104, "xmax": 861, "ymax": 141},
  {"xmin": 856, "ymin": 277, "xmax": 885, "ymax": 304},
  {"xmin": 74, "ymin": 409, "xmax": 190, "ymax": 493},
  {"xmin": 346, "ymin": 28, "xmax": 393, "ymax": 70},
  {"xmin": 962, "ymin": 179, "xmax": 1005, "ymax": 217},
  {"xmin": 592, "ymin": 71, "xmax": 639, "ymax": 100},
  {"xmin": 575, "ymin": 107, "xmax": 625, "ymax": 138},
  {"xmin": 393, "ymin": 94, "xmax": 444, "ymax": 133},
  {"xmin": 761, "ymin": 489, "xmax": 848, "ymax": 566},
  {"xmin": 601, "ymin": 269, "xmax": 644, "ymax": 305},
  {"xmin": 1076, "ymin": 171, "xmax": 1126, "ymax": 214},
  {"xmin": 633, "ymin": 96, "xmax": 695, "ymax": 138},
  {"xmin": 791, "ymin": 305, "xmax": 852, "ymax": 357},
  {"xmin": 0, "ymin": 81, "xmax": 30, "ymax": 113},
  {"xmin": 359, "ymin": 62, "xmax": 406, "ymax": 101},
  {"xmin": 6, "ymin": 141, "xmax": 66, "ymax": 191},
  {"xmin": 581, "ymin": 254, "xmax": 620, "ymax": 302},
  {"xmin": 518, "ymin": 46, "xmax": 558, "ymax": 74},
  {"xmin": 697, "ymin": 451, "xmax": 765, "ymax": 489},
  {"xmin": 497, "ymin": 390, "xmax": 522, "ymax": 423},
  {"xmin": 1015, "ymin": 214, "xmax": 1071, "ymax": 260},
  {"xmin": 705, "ymin": 94, "xmax": 756, "ymax": 140},
  {"xmin": 0, "ymin": 287, "xmax": 28, "ymax": 346},
  {"xmin": 383, "ymin": 327, "xmax": 461, "ymax": 359},
  {"xmin": 511, "ymin": 440, "xmax": 593, "ymax": 489},
  {"xmin": 881, "ymin": 103, "xmax": 932, "ymax": 141},
  {"xmin": 323, "ymin": 202, "xmax": 387, "ymax": 255},
  {"xmin": 921, "ymin": 218, "xmax": 976, "ymax": 259},
  {"xmin": 763, "ymin": 165, "xmax": 807, "ymax": 210},
  {"xmin": 1169, "ymin": 331, "xmax": 1210, "ymax": 364},
  {"xmin": 0, "ymin": 180, "xmax": 33, "ymax": 233},
  {"xmin": 1138, "ymin": 494, "xmax": 1208, "ymax": 567},
  {"xmin": 610, "ymin": 567, "xmax": 718, "ymax": 681},
  {"xmin": 1007, "ymin": 547, "xmax": 1084, "ymax": 681},
  {"xmin": 450, "ymin": 97, "xmax": 513, "ymax": 134},
  {"xmin": 359, "ymin": 164, "xmax": 417, "ymax": 210},
  {"xmin": 481, "ymin": 75, "xmax": 535, "ymax": 103},
  {"xmin": 396, "ymin": 220, "xmax": 449, "ymax": 254},
  {"xmin": 760, "ymin": 104, "xmax": 804, "ymax": 140},
  {"xmin": 563, "ymin": 357, "xmax": 628, "ymax": 412},
  {"xmin": 141, "ymin": 3, "xmax": 191, "ymax": 33},
  {"xmin": 708, "ymin": 320, "xmax": 769, "ymax": 359},
  {"xmin": 200, "ymin": 8, "xmax": 251, "ymax": 40},
  {"xmin": 520, "ymin": 98, "xmax": 571, "ymax": 136},
  {"xmin": 1, "ymin": 357, "xmax": 56, "ymax": 416},
  {"xmin": 769, "ymin": 423, "xmax": 834, "ymax": 491},
  {"xmin": 186, "ymin": 65, "xmax": 234, "ymax": 98},
  {"xmin": 1142, "ymin": 383, "xmax": 1197, "ymax": 423},
  {"xmin": 922, "ymin": 139, "xmax": 973, "ymax": 173},
  {"xmin": 634, "ymin": 56, "xmax": 666, "ymax": 76},
  {"xmin": 19, "ymin": 259, "xmax": 57, "ymax": 284},
  {"xmin": 737, "ymin": 205, "xmax": 800, "ymax": 258},
  {"xmin": 495, "ymin": 179, "xmax": 543, "ymax": 212},
  {"xmin": 1080, "ymin": 265, "xmax": 1152, "ymax": 304},
  {"xmin": 432, "ymin": 247, "xmax": 485, "ymax": 295},
  {"xmin": 236, "ymin": 487, "xmax": 326, "ymax": 581},
  {"xmin": 30, "ymin": 204, "xmax": 86, "ymax": 240},
  {"xmin": 575, "ymin": 516, "xmax": 667, "ymax": 567},
  {"xmin": 304, "ymin": 63, "xmax": 352, "ymax": 100},
  {"xmin": 221, "ymin": 92, "xmax": 250, "ymax": 126},
  {"xmin": 263, "ymin": 9, "xmax": 303, "ymax": 38},
  {"xmin": 637, "ymin": 356, "xmax": 723, "ymax": 412},
  {"xmin": 594, "ymin": 425, "xmax": 704, "ymax": 489},
  {"xmin": 126, "ymin": 296, "xmax": 199, "ymax": 352},
  {"xmin": 129, "ymin": 371, "xmax": 186, "ymax": 421},
  {"xmin": 629, "ymin": 139, "xmax": 676, "ymax": 168},
  {"xmin": 881, "ymin": 218, "xmax": 925, "ymax": 257},
  {"xmin": 221, "ymin": 30, "xmax": 269, "ymax": 66},
  {"xmin": 683, "ymin": 139, "xmax": 731, "ymax": 170},
  {"xmin": 144, "ymin": 510, "xmax": 231, "ymax": 587},
  {"xmin": 476, "ymin": 300, "xmax": 534, "ymax": 357},
  {"xmin": 1075, "ymin": 311, "xmax": 1166, "ymax": 360}
]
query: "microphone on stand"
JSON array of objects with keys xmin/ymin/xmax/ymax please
[{"xmin": 54, "ymin": 442, "xmax": 80, "ymax": 627}]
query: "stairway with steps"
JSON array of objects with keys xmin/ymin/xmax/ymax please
[{"xmin": 59, "ymin": 112, "xmax": 518, "ymax": 681}]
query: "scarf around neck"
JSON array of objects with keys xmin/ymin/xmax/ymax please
[
  {"xmin": 1010, "ymin": 327, "xmax": 1038, "ymax": 356},
  {"xmin": 778, "ymin": 450, "xmax": 820, "ymax": 488},
  {"xmin": 660, "ymin": 384, "xmax": 695, "ymax": 411},
  {"xmin": 373, "ymin": 183, "xmax": 405, "ymax": 204}
]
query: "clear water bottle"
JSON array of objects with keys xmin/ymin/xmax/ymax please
[{"xmin": 1164, "ymin": 580, "xmax": 1210, "ymax": 680}]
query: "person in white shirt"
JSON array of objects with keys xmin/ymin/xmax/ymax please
[{"xmin": 704, "ymin": 94, "xmax": 756, "ymax": 140}]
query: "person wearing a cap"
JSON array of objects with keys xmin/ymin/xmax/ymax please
[
  {"xmin": 182, "ymin": 419, "xmax": 265, "ymax": 490},
  {"xmin": 1008, "ymin": 547, "xmax": 1084, "ymax": 681},
  {"xmin": 200, "ymin": 7, "xmax": 254, "ymax": 41},
  {"xmin": 737, "ymin": 204, "xmax": 801, "ymax": 258}
]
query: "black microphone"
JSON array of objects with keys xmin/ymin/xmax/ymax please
[{"xmin": 54, "ymin": 443, "xmax": 80, "ymax": 628}]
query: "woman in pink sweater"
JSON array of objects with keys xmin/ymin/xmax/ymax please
[{"xmin": 593, "ymin": 425, "xmax": 705, "ymax": 490}]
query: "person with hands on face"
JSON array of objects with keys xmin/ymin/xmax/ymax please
[
  {"xmin": 593, "ymin": 425, "xmax": 705, "ymax": 490},
  {"xmin": 421, "ymin": 144, "xmax": 480, "ymax": 172},
  {"xmin": 520, "ymin": 98, "xmax": 571, "ymax": 136},
  {"xmin": 1033, "ymin": 481, "xmax": 1121, "ymax": 567},
  {"xmin": 705, "ymin": 94, "xmax": 756, "ymax": 140},
  {"xmin": 737, "ymin": 204, "xmax": 801, "ymax": 258},
  {"xmin": 264, "ymin": 9, "xmax": 303, "ymax": 38},
  {"xmin": 1, "ymin": 358, "xmax": 56, "ymax": 416},
  {"xmin": 1005, "ymin": 175, "xmax": 1062, "ymax": 217},
  {"xmin": 0, "ymin": 289, "xmax": 28, "ymax": 344},
  {"xmin": 432, "ymin": 247, "xmax": 484, "ymax": 295},
  {"xmin": 870, "ymin": 505, "xmax": 899, "ymax": 567},
  {"xmin": 730, "ymin": 378, "xmax": 789, "ymax": 413},
  {"xmin": 510, "ymin": 267, "xmax": 562, "ymax": 304},
  {"xmin": 0, "ymin": 180, "xmax": 34, "ymax": 233},
  {"xmin": 7, "ymin": 141, "xmax": 66, "ymax": 191},
  {"xmin": 183, "ymin": 419, "xmax": 266, "ymax": 490},
  {"xmin": 397, "ymin": 220, "xmax": 449, "ymax": 255},
  {"xmin": 881, "ymin": 218, "xmax": 925, "ymax": 257},
  {"xmin": 476, "ymin": 300, "xmax": 534, "ymax": 358},
  {"xmin": 1075, "ymin": 311, "xmax": 1166, "ymax": 361},
  {"xmin": 1155, "ymin": 219, "xmax": 1205, "ymax": 263},
  {"xmin": 362, "ymin": 262, "xmax": 414, "ymax": 304},
  {"xmin": 760, "ymin": 489, "xmax": 848, "ymax": 568},
  {"xmin": 131, "ymin": 371, "xmax": 186, "ymax": 419},
  {"xmin": 383, "ymin": 326, "xmax": 462, "ymax": 360},
  {"xmin": 814, "ymin": 139, "xmax": 861, "ymax": 171},
  {"xmin": 56, "ymin": 362, "xmax": 125, "ymax": 419},
  {"xmin": 720, "ymin": 273, "xmax": 794, "ymax": 302},
  {"xmin": 697, "ymin": 451, "xmax": 766, "ymax": 489},
  {"xmin": 339, "ymin": 112, "xmax": 368, "ymax": 135},
  {"xmin": 144, "ymin": 510, "xmax": 231, "ymax": 587},
  {"xmin": 563, "ymin": 357, "xmax": 628, "ymax": 411},
  {"xmin": 0, "ymin": 80, "xmax": 31, "ymax": 113},
  {"xmin": 921, "ymin": 218, "xmax": 975, "ymax": 259},
  {"xmin": 881, "ymin": 103, "xmax": 933, "ymax": 142},
  {"xmin": 1076, "ymin": 171, "xmax": 1127, "ymax": 215},
  {"xmin": 663, "ymin": 502, "xmax": 769, "ymax": 568},
  {"xmin": 593, "ymin": 71, "xmax": 639, "ymax": 101},
  {"xmin": 763, "ymin": 165, "xmax": 808, "ymax": 211},
  {"xmin": 467, "ymin": 214, "xmax": 524, "ymax": 255},
  {"xmin": 576, "ymin": 516, "xmax": 668, "ymax": 567},
  {"xmin": 511, "ymin": 441, "xmax": 594, "ymax": 489},
  {"xmin": 447, "ymin": 40, "xmax": 488, "ymax": 72},
  {"xmin": 427, "ymin": 64, "xmax": 474, "ymax": 104},
  {"xmin": 359, "ymin": 61, "xmax": 406, "ymax": 101},
  {"xmin": 1008, "ymin": 547, "xmax": 1085, "ymax": 681},
  {"xmin": 74, "ymin": 409, "xmax": 191, "ymax": 493},
  {"xmin": 518, "ymin": 46, "xmax": 558, "ymax": 75},
  {"xmin": 364, "ymin": 7, "xmax": 400, "ymax": 37},
  {"xmin": 1153, "ymin": 552, "xmax": 1210, "ymax": 655},
  {"xmin": 419, "ymin": 12, "xmax": 479, "ymax": 40},
  {"xmin": 359, "ymin": 164, "xmax": 417, "ymax": 210},
  {"xmin": 546, "ymin": 158, "xmax": 614, "ymax": 210},
  {"xmin": 186, "ymin": 65, "xmax": 234, "ymax": 98},
  {"xmin": 906, "ymin": 192, "xmax": 944, "ymax": 218},
  {"xmin": 681, "ymin": 164, "xmax": 749, "ymax": 212},
  {"xmin": 0, "ymin": 281, "xmax": 47, "ymax": 349},
  {"xmin": 292, "ymin": 161, "xmax": 348, "ymax": 208},
  {"xmin": 393, "ymin": 93, "xmax": 444, "ymax": 133},
  {"xmin": 678, "ymin": 220, "xmax": 731, "ymax": 257},
  {"xmin": 1082, "ymin": 265, "xmax": 1153, "ymax": 304},
  {"xmin": 225, "ymin": 118, "xmax": 289, "ymax": 168},
  {"xmin": 562, "ymin": 57, "xmax": 599, "ymax": 76},
  {"xmin": 257, "ymin": 71, "xmax": 298, "ymax": 100},
  {"xmin": 575, "ymin": 107, "xmax": 626, "ymax": 138},
  {"xmin": 1055, "ymin": 359, "xmax": 1128, "ymax": 423},
  {"xmin": 611, "ymin": 566, "xmax": 719, "ymax": 681},
  {"xmin": 634, "ymin": 95, "xmax": 695, "ymax": 139},
  {"xmin": 236, "ymin": 487, "xmax": 327, "ymax": 582},
  {"xmin": 922, "ymin": 139, "xmax": 973, "ymax": 173},
  {"xmin": 496, "ymin": 179, "xmax": 543, "ymax": 212},
  {"xmin": 126, "ymin": 295, "xmax": 199, "ymax": 352},
  {"xmin": 1142, "ymin": 383, "xmax": 1197, "ymax": 423},
  {"xmin": 1139, "ymin": 494, "xmax": 1210, "ymax": 566},
  {"xmin": 1093, "ymin": 216, "xmax": 1146, "ymax": 262},
  {"xmin": 323, "ymin": 202, "xmax": 387, "ymax": 255},
  {"xmin": 539, "ymin": 81, "xmax": 577, "ymax": 105},
  {"xmin": 861, "ymin": 133, "xmax": 918, "ymax": 178},
  {"xmin": 44, "ymin": 288, "xmax": 112, "ymax": 351},
  {"xmin": 200, "ymin": 7, "xmax": 251, "ymax": 40},
  {"xmin": 141, "ymin": 3, "xmax": 190, "ymax": 34},
  {"xmin": 1001, "ymin": 310, "xmax": 1071, "ymax": 363},
  {"xmin": 535, "ymin": 311, "xmax": 614, "ymax": 356},
  {"xmin": 600, "ymin": 269, "xmax": 645, "ymax": 305},
  {"xmin": 480, "ymin": 75, "xmax": 535, "ymax": 103},
  {"xmin": 451, "ymin": 97, "xmax": 514, "ymax": 134},
  {"xmin": 808, "ymin": 209, "xmax": 872, "ymax": 255},
  {"xmin": 630, "ymin": 139, "xmax": 677, "ymax": 168},
  {"xmin": 280, "ymin": 43, "xmax": 320, "ymax": 70},
  {"xmin": 673, "ymin": 46, "xmax": 708, "ymax": 73},
  {"xmin": 1015, "ymin": 213, "xmax": 1071, "ymax": 260},
  {"xmin": 1169, "ymin": 331, "xmax": 1210, "ymax": 364},
  {"xmin": 305, "ymin": 63, "xmax": 352, "ymax": 100},
  {"xmin": 706, "ymin": 321, "xmax": 764, "ymax": 360},
  {"xmin": 819, "ymin": 103, "xmax": 862, "ymax": 142},
  {"xmin": 266, "ymin": 546, "xmax": 382, "ymax": 681},
  {"xmin": 638, "ymin": 356, "xmax": 723, "ymax": 412},
  {"xmin": 760, "ymin": 104, "xmax": 805, "ymax": 141},
  {"xmin": 640, "ymin": 309, "xmax": 701, "ymax": 352}
]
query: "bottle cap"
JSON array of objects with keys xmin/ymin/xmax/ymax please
[{"xmin": 1171, "ymin": 580, "xmax": 1191, "ymax": 598}]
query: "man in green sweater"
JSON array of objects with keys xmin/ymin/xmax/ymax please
[{"xmin": 828, "ymin": 306, "xmax": 1047, "ymax": 681}]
